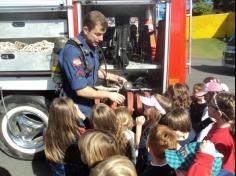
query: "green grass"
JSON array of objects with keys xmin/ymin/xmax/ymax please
[{"xmin": 191, "ymin": 38, "xmax": 226, "ymax": 59}]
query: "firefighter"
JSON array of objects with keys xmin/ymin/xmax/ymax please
[{"xmin": 59, "ymin": 11, "xmax": 126, "ymax": 121}]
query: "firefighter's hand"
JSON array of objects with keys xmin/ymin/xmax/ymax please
[
  {"xmin": 74, "ymin": 104, "xmax": 86, "ymax": 121},
  {"xmin": 108, "ymin": 92, "xmax": 125, "ymax": 104},
  {"xmin": 117, "ymin": 76, "xmax": 127, "ymax": 85}
]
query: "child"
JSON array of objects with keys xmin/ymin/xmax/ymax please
[
  {"xmin": 89, "ymin": 155, "xmax": 137, "ymax": 176},
  {"xmin": 205, "ymin": 81, "xmax": 224, "ymax": 103},
  {"xmin": 144, "ymin": 124, "xmax": 222, "ymax": 176},
  {"xmin": 205, "ymin": 92, "xmax": 235, "ymax": 174},
  {"xmin": 142, "ymin": 124, "xmax": 177, "ymax": 176},
  {"xmin": 190, "ymin": 83, "xmax": 208, "ymax": 133},
  {"xmin": 203, "ymin": 76, "xmax": 220, "ymax": 84},
  {"xmin": 186, "ymin": 140, "xmax": 224, "ymax": 176},
  {"xmin": 137, "ymin": 94, "xmax": 173, "ymax": 147},
  {"xmin": 164, "ymin": 83, "xmax": 191, "ymax": 109},
  {"xmin": 78, "ymin": 129, "xmax": 120, "ymax": 168},
  {"xmin": 203, "ymin": 76, "xmax": 229, "ymax": 92},
  {"xmin": 115, "ymin": 106, "xmax": 137, "ymax": 163},
  {"xmin": 165, "ymin": 140, "xmax": 223, "ymax": 176},
  {"xmin": 44, "ymin": 97, "xmax": 87, "ymax": 176},
  {"xmin": 136, "ymin": 94, "xmax": 172, "ymax": 175},
  {"xmin": 197, "ymin": 81, "xmax": 224, "ymax": 142},
  {"xmin": 91, "ymin": 104, "xmax": 131, "ymax": 159},
  {"xmin": 159, "ymin": 108, "xmax": 196, "ymax": 147},
  {"xmin": 115, "ymin": 106, "xmax": 134, "ymax": 138},
  {"xmin": 91, "ymin": 103, "xmax": 117, "ymax": 132}
]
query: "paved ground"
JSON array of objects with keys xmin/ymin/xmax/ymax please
[
  {"xmin": 0, "ymin": 150, "xmax": 51, "ymax": 176},
  {"xmin": 0, "ymin": 58, "xmax": 235, "ymax": 176},
  {"xmin": 187, "ymin": 58, "xmax": 235, "ymax": 93}
]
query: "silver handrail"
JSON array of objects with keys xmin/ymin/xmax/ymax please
[{"xmin": 162, "ymin": 1, "xmax": 170, "ymax": 93}]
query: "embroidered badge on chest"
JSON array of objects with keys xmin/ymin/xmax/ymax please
[
  {"xmin": 76, "ymin": 70, "xmax": 85, "ymax": 77},
  {"xmin": 72, "ymin": 58, "xmax": 82, "ymax": 67}
]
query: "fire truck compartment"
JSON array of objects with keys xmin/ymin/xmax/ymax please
[
  {"xmin": 0, "ymin": 0, "xmax": 166, "ymax": 89},
  {"xmin": 0, "ymin": 38, "xmax": 65, "ymax": 72},
  {"xmin": 0, "ymin": 20, "xmax": 68, "ymax": 39},
  {"xmin": 0, "ymin": 11, "xmax": 68, "ymax": 39}
]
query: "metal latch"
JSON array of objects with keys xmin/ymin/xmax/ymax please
[
  {"xmin": 1, "ymin": 54, "xmax": 15, "ymax": 60},
  {"xmin": 12, "ymin": 22, "xmax": 25, "ymax": 27}
]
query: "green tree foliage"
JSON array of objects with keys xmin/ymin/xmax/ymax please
[
  {"xmin": 213, "ymin": 0, "xmax": 235, "ymax": 12},
  {"xmin": 193, "ymin": 0, "xmax": 214, "ymax": 16}
]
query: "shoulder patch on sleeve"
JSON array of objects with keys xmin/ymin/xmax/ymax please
[{"xmin": 72, "ymin": 58, "xmax": 82, "ymax": 67}]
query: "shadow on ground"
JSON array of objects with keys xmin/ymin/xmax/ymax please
[{"xmin": 192, "ymin": 65, "xmax": 235, "ymax": 76}]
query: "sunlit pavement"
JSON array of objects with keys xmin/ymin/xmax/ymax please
[{"xmin": 187, "ymin": 58, "xmax": 235, "ymax": 93}]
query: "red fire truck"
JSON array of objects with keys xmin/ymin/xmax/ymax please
[{"xmin": 0, "ymin": 0, "xmax": 190, "ymax": 160}]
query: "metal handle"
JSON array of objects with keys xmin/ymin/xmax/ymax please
[
  {"xmin": 1, "ymin": 54, "xmax": 15, "ymax": 60},
  {"xmin": 12, "ymin": 22, "xmax": 25, "ymax": 27}
]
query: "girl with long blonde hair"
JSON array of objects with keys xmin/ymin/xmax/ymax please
[
  {"xmin": 44, "ymin": 97, "xmax": 87, "ymax": 176},
  {"xmin": 91, "ymin": 103, "xmax": 131, "ymax": 159},
  {"xmin": 115, "ymin": 106, "xmax": 136, "ymax": 163}
]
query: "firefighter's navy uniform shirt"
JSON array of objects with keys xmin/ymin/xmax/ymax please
[{"xmin": 59, "ymin": 33, "xmax": 100, "ymax": 118}]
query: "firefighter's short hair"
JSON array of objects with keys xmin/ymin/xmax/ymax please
[{"xmin": 83, "ymin": 10, "xmax": 108, "ymax": 31}]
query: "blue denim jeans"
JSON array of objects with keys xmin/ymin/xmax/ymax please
[{"xmin": 50, "ymin": 163, "xmax": 66, "ymax": 176}]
